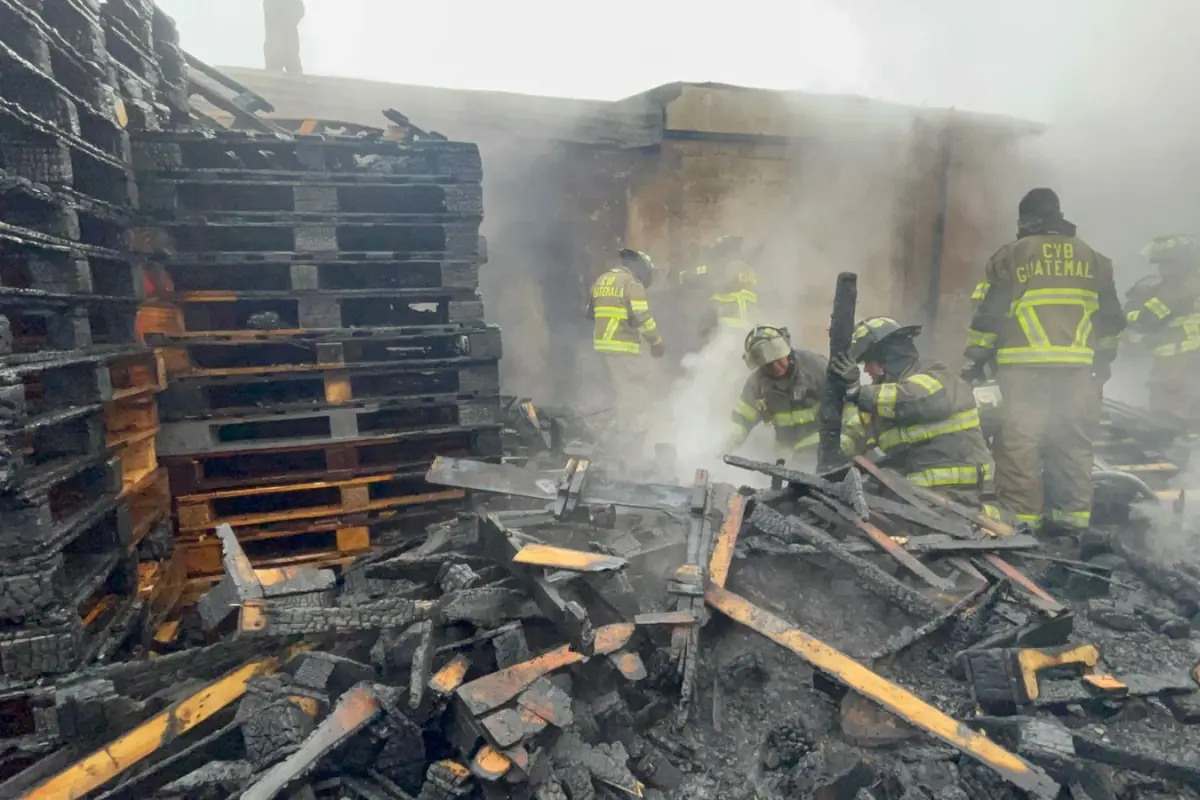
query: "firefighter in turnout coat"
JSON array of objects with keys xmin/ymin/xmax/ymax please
[
  {"xmin": 727, "ymin": 326, "xmax": 827, "ymax": 461},
  {"xmin": 961, "ymin": 188, "xmax": 1124, "ymax": 532},
  {"xmin": 587, "ymin": 248, "xmax": 665, "ymax": 445},
  {"xmin": 833, "ymin": 317, "xmax": 995, "ymax": 510}
]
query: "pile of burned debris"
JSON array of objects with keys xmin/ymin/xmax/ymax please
[{"xmin": 3, "ymin": 445, "xmax": 1198, "ymax": 799}]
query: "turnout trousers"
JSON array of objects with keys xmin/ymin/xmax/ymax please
[
  {"xmin": 994, "ymin": 366, "xmax": 1096, "ymax": 530},
  {"xmin": 603, "ymin": 353, "xmax": 659, "ymax": 456}
]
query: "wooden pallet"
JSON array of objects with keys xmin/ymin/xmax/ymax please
[
  {"xmin": 135, "ymin": 291, "xmax": 483, "ymax": 338},
  {"xmin": 107, "ymin": 348, "xmax": 167, "ymax": 401},
  {"xmin": 127, "ymin": 467, "xmax": 169, "ymax": 550},
  {"xmin": 174, "ymin": 470, "xmax": 464, "ymax": 534},
  {"xmin": 158, "ymin": 362, "xmax": 500, "ymax": 421},
  {"xmin": 163, "ymin": 425, "xmax": 501, "ymax": 494},
  {"xmin": 157, "ymin": 397, "xmax": 499, "ymax": 457},
  {"xmin": 152, "ymin": 324, "xmax": 499, "ymax": 377}
]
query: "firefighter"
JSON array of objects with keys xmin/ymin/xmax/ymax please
[
  {"xmin": 587, "ymin": 248, "xmax": 665, "ymax": 442},
  {"xmin": 676, "ymin": 236, "xmax": 759, "ymax": 340},
  {"xmin": 832, "ymin": 317, "xmax": 994, "ymax": 509},
  {"xmin": 727, "ymin": 326, "xmax": 827, "ymax": 461},
  {"xmin": 1123, "ymin": 235, "xmax": 1200, "ymax": 432},
  {"xmin": 263, "ymin": 0, "xmax": 305, "ymax": 74},
  {"xmin": 961, "ymin": 188, "xmax": 1124, "ymax": 532}
]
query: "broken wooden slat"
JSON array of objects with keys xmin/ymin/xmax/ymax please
[
  {"xmin": 707, "ymin": 493, "xmax": 747, "ymax": 589},
  {"xmin": 512, "ymin": 543, "xmax": 627, "ymax": 573},
  {"xmin": 24, "ymin": 658, "xmax": 280, "ymax": 799},
  {"xmin": 705, "ymin": 584, "xmax": 1061, "ymax": 798},
  {"xmin": 456, "ymin": 645, "xmax": 586, "ymax": 717},
  {"xmin": 241, "ymin": 683, "xmax": 385, "ymax": 800}
]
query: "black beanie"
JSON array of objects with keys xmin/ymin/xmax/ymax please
[{"xmin": 1018, "ymin": 188, "xmax": 1061, "ymax": 219}]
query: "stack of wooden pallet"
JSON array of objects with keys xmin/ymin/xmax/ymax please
[
  {"xmin": 0, "ymin": 0, "xmax": 171, "ymax": 680},
  {"xmin": 133, "ymin": 129, "xmax": 502, "ymax": 579}
]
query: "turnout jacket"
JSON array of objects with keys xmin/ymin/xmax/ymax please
[
  {"xmin": 677, "ymin": 259, "xmax": 759, "ymax": 332},
  {"xmin": 965, "ymin": 233, "xmax": 1124, "ymax": 368},
  {"xmin": 729, "ymin": 349, "xmax": 827, "ymax": 452},
  {"xmin": 587, "ymin": 266, "xmax": 660, "ymax": 356},
  {"xmin": 1123, "ymin": 271, "xmax": 1200, "ymax": 360},
  {"xmin": 842, "ymin": 360, "xmax": 993, "ymax": 491}
]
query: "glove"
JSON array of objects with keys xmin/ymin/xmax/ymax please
[
  {"xmin": 650, "ymin": 339, "xmax": 666, "ymax": 359},
  {"xmin": 830, "ymin": 353, "xmax": 860, "ymax": 385},
  {"xmin": 1093, "ymin": 360, "xmax": 1112, "ymax": 385},
  {"xmin": 960, "ymin": 360, "xmax": 987, "ymax": 385}
]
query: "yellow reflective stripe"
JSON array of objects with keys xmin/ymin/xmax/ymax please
[
  {"xmin": 1152, "ymin": 312, "xmax": 1200, "ymax": 357},
  {"xmin": 733, "ymin": 399, "xmax": 758, "ymax": 423},
  {"xmin": 1125, "ymin": 309, "xmax": 1141, "ymax": 323},
  {"xmin": 995, "ymin": 347, "xmax": 1094, "ymax": 365},
  {"xmin": 713, "ymin": 290, "xmax": 759, "ymax": 325},
  {"xmin": 1015, "ymin": 304, "xmax": 1051, "ymax": 348},
  {"xmin": 905, "ymin": 374, "xmax": 943, "ymax": 395},
  {"xmin": 877, "ymin": 409, "xmax": 980, "ymax": 451},
  {"xmin": 876, "ymin": 384, "xmax": 898, "ymax": 419},
  {"xmin": 728, "ymin": 420, "xmax": 749, "ymax": 441},
  {"xmin": 770, "ymin": 406, "xmax": 818, "ymax": 427},
  {"xmin": 594, "ymin": 340, "xmax": 640, "ymax": 354},
  {"xmin": 791, "ymin": 432, "xmax": 820, "ymax": 451},
  {"xmin": 602, "ymin": 318, "xmax": 620, "ymax": 342},
  {"xmin": 696, "ymin": 265, "xmax": 709, "ymax": 275},
  {"xmin": 593, "ymin": 307, "xmax": 628, "ymax": 319},
  {"xmin": 967, "ymin": 329, "xmax": 997, "ymax": 348},
  {"xmin": 982, "ymin": 504, "xmax": 1002, "ymax": 521},
  {"xmin": 1013, "ymin": 513, "xmax": 1043, "ymax": 530},
  {"xmin": 1048, "ymin": 508, "xmax": 1090, "ymax": 529},
  {"xmin": 971, "ymin": 281, "xmax": 991, "ymax": 301},
  {"xmin": 629, "ymin": 300, "xmax": 650, "ymax": 312},
  {"xmin": 1145, "ymin": 297, "xmax": 1171, "ymax": 319},
  {"xmin": 640, "ymin": 317, "xmax": 658, "ymax": 333},
  {"xmin": 906, "ymin": 463, "xmax": 992, "ymax": 488}
]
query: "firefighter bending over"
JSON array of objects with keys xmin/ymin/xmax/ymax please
[
  {"xmin": 833, "ymin": 317, "xmax": 994, "ymax": 510},
  {"xmin": 1123, "ymin": 235, "xmax": 1200, "ymax": 433},
  {"xmin": 961, "ymin": 188, "xmax": 1124, "ymax": 532},
  {"xmin": 675, "ymin": 236, "xmax": 759, "ymax": 339},
  {"xmin": 587, "ymin": 248, "xmax": 665, "ymax": 446},
  {"xmin": 727, "ymin": 326, "xmax": 827, "ymax": 461}
]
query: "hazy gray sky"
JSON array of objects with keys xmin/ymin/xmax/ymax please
[{"xmin": 156, "ymin": 0, "xmax": 1132, "ymax": 122}]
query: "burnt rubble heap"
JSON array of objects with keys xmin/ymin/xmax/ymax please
[
  {"xmin": 0, "ymin": 0, "xmax": 178, "ymax": 683},
  {"xmin": 133, "ymin": 124, "xmax": 500, "ymax": 581},
  {"xmin": 2, "ymin": 402, "xmax": 1200, "ymax": 799}
]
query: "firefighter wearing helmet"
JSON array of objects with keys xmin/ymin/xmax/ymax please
[
  {"xmin": 726, "ymin": 326, "xmax": 827, "ymax": 460},
  {"xmin": 961, "ymin": 188, "xmax": 1124, "ymax": 532},
  {"xmin": 1124, "ymin": 235, "xmax": 1200, "ymax": 431},
  {"xmin": 675, "ymin": 235, "xmax": 759, "ymax": 341},
  {"xmin": 587, "ymin": 248, "xmax": 665, "ymax": 446},
  {"xmin": 832, "ymin": 317, "xmax": 995, "ymax": 510}
]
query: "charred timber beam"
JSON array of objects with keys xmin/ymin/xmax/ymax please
[
  {"xmin": 819, "ymin": 272, "xmax": 857, "ymax": 471},
  {"xmin": 868, "ymin": 580, "xmax": 997, "ymax": 663},
  {"xmin": 747, "ymin": 503, "xmax": 942, "ymax": 619},
  {"xmin": 242, "ymin": 683, "xmax": 388, "ymax": 800},
  {"xmin": 23, "ymin": 657, "xmax": 285, "ymax": 799},
  {"xmin": 705, "ymin": 584, "xmax": 1060, "ymax": 798}
]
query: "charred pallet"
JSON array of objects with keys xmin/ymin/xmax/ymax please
[
  {"xmin": 163, "ymin": 426, "xmax": 502, "ymax": 494},
  {"xmin": 0, "ymin": 287, "xmax": 139, "ymax": 351},
  {"xmin": 173, "ymin": 469, "xmax": 466, "ymax": 535},
  {"xmin": 138, "ymin": 289, "xmax": 483, "ymax": 340},
  {"xmin": 153, "ymin": 323, "xmax": 500, "ymax": 381},
  {"xmin": 158, "ymin": 253, "xmax": 480, "ymax": 298},
  {"xmin": 140, "ymin": 171, "xmax": 483, "ymax": 219},
  {"xmin": 0, "ymin": 499, "xmax": 133, "ymax": 624},
  {"xmin": 157, "ymin": 396, "xmax": 501, "ymax": 457},
  {"xmin": 132, "ymin": 217, "xmax": 482, "ymax": 261},
  {"xmin": 131, "ymin": 129, "xmax": 483, "ymax": 181},
  {"xmin": 157, "ymin": 358, "xmax": 500, "ymax": 421},
  {"xmin": 177, "ymin": 509, "xmax": 451, "ymax": 578},
  {"xmin": 0, "ymin": 168, "xmax": 134, "ymax": 254}
]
